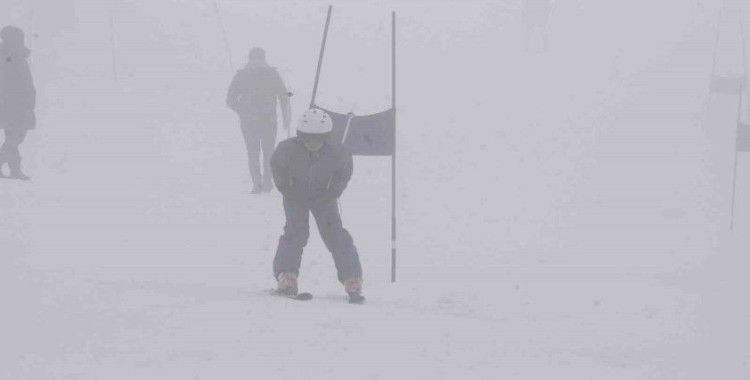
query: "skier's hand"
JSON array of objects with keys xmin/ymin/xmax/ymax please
[
  {"xmin": 317, "ymin": 183, "xmax": 344, "ymax": 203},
  {"xmin": 329, "ymin": 181, "xmax": 347, "ymax": 200}
]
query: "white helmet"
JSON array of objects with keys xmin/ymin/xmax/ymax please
[{"xmin": 297, "ymin": 108, "xmax": 333, "ymax": 135}]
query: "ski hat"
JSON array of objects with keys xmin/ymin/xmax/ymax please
[
  {"xmin": 248, "ymin": 47, "xmax": 266, "ymax": 61},
  {"xmin": 0, "ymin": 25, "xmax": 25, "ymax": 46},
  {"xmin": 297, "ymin": 108, "xmax": 333, "ymax": 135}
]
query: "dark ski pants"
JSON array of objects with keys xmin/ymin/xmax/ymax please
[
  {"xmin": 239, "ymin": 117, "xmax": 277, "ymax": 187},
  {"xmin": 0, "ymin": 129, "xmax": 27, "ymax": 173},
  {"xmin": 273, "ymin": 197, "xmax": 363, "ymax": 283}
]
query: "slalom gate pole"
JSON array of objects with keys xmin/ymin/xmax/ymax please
[
  {"xmin": 731, "ymin": 83, "xmax": 744, "ymax": 230},
  {"xmin": 342, "ymin": 112, "xmax": 355, "ymax": 143},
  {"xmin": 391, "ymin": 11, "xmax": 397, "ymax": 283},
  {"xmin": 310, "ymin": 5, "xmax": 332, "ymax": 108},
  {"xmin": 740, "ymin": 9, "xmax": 748, "ymax": 100},
  {"xmin": 741, "ymin": 9, "xmax": 747, "ymax": 71},
  {"xmin": 212, "ymin": 0, "xmax": 234, "ymax": 73},
  {"xmin": 711, "ymin": 4, "xmax": 724, "ymax": 81},
  {"xmin": 28, "ymin": 0, "xmax": 35, "ymax": 65},
  {"xmin": 109, "ymin": 0, "xmax": 118, "ymax": 80},
  {"xmin": 731, "ymin": 10, "xmax": 747, "ymax": 230}
]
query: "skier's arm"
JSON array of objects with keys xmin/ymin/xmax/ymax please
[
  {"xmin": 26, "ymin": 66, "xmax": 36, "ymax": 110},
  {"xmin": 17, "ymin": 64, "xmax": 35, "ymax": 109},
  {"xmin": 279, "ymin": 93, "xmax": 291, "ymax": 131},
  {"xmin": 226, "ymin": 73, "xmax": 241, "ymax": 111},
  {"xmin": 328, "ymin": 151, "xmax": 353, "ymax": 199},
  {"xmin": 270, "ymin": 144, "xmax": 290, "ymax": 196},
  {"xmin": 29, "ymin": 82, "xmax": 36, "ymax": 110},
  {"xmin": 274, "ymin": 70, "xmax": 292, "ymax": 130}
]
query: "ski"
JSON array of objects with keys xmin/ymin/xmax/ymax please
[
  {"xmin": 270, "ymin": 289, "xmax": 313, "ymax": 301},
  {"xmin": 0, "ymin": 176, "xmax": 31, "ymax": 181},
  {"xmin": 294, "ymin": 292, "xmax": 314, "ymax": 301},
  {"xmin": 0, "ymin": 173, "xmax": 31, "ymax": 181},
  {"xmin": 348, "ymin": 294, "xmax": 366, "ymax": 304}
]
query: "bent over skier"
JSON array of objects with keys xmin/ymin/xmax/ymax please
[{"xmin": 270, "ymin": 108, "xmax": 364, "ymax": 303}]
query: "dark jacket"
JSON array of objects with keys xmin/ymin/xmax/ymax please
[
  {"xmin": 271, "ymin": 137, "xmax": 353, "ymax": 202},
  {"xmin": 0, "ymin": 42, "xmax": 36, "ymax": 131},
  {"xmin": 226, "ymin": 64, "xmax": 287, "ymax": 121}
]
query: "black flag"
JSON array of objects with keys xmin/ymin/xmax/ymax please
[
  {"xmin": 737, "ymin": 121, "xmax": 750, "ymax": 152},
  {"xmin": 314, "ymin": 106, "xmax": 395, "ymax": 156}
]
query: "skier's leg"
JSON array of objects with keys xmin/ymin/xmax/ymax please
[
  {"xmin": 0, "ymin": 130, "xmax": 9, "ymax": 173},
  {"xmin": 311, "ymin": 199, "xmax": 362, "ymax": 284},
  {"xmin": 273, "ymin": 198, "xmax": 311, "ymax": 280},
  {"xmin": 5, "ymin": 130, "xmax": 28, "ymax": 179},
  {"xmin": 260, "ymin": 121, "xmax": 277, "ymax": 191},
  {"xmin": 240, "ymin": 117, "xmax": 262, "ymax": 190}
]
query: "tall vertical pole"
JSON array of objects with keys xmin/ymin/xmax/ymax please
[
  {"xmin": 28, "ymin": 0, "xmax": 35, "ymax": 66},
  {"xmin": 711, "ymin": 5, "xmax": 724, "ymax": 81},
  {"xmin": 212, "ymin": 0, "xmax": 234, "ymax": 74},
  {"xmin": 741, "ymin": 9, "xmax": 747, "ymax": 75},
  {"xmin": 732, "ymin": 12, "xmax": 748, "ymax": 230},
  {"xmin": 391, "ymin": 11, "xmax": 397, "ymax": 283},
  {"xmin": 731, "ymin": 84, "xmax": 743, "ymax": 230},
  {"xmin": 740, "ymin": 9, "xmax": 748, "ymax": 102},
  {"xmin": 109, "ymin": 0, "xmax": 118, "ymax": 81},
  {"xmin": 310, "ymin": 5, "xmax": 333, "ymax": 108}
]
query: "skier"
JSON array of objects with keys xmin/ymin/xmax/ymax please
[
  {"xmin": 0, "ymin": 25, "xmax": 36, "ymax": 180},
  {"xmin": 524, "ymin": 0, "xmax": 552, "ymax": 51},
  {"xmin": 226, "ymin": 47, "xmax": 291, "ymax": 193},
  {"xmin": 270, "ymin": 108, "xmax": 364, "ymax": 303}
]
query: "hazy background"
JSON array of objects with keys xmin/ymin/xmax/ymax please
[{"xmin": 1, "ymin": 0, "xmax": 749, "ymax": 378}]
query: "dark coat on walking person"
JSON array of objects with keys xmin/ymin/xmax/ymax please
[
  {"xmin": 0, "ymin": 26, "xmax": 36, "ymax": 131},
  {"xmin": 226, "ymin": 63, "xmax": 288, "ymax": 123}
]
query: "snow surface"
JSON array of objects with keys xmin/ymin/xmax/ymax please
[{"xmin": 2, "ymin": 0, "xmax": 750, "ymax": 378}]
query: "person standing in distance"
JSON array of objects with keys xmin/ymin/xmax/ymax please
[
  {"xmin": 270, "ymin": 109, "xmax": 364, "ymax": 303},
  {"xmin": 0, "ymin": 25, "xmax": 36, "ymax": 180},
  {"xmin": 226, "ymin": 47, "xmax": 291, "ymax": 193}
]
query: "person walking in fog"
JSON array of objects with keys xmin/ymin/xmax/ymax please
[
  {"xmin": 0, "ymin": 26, "xmax": 36, "ymax": 180},
  {"xmin": 226, "ymin": 47, "xmax": 291, "ymax": 194},
  {"xmin": 270, "ymin": 109, "xmax": 365, "ymax": 304}
]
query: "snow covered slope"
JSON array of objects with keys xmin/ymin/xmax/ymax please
[{"xmin": 2, "ymin": 0, "xmax": 749, "ymax": 378}]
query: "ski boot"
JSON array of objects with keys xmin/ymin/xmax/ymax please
[
  {"xmin": 7, "ymin": 157, "xmax": 30, "ymax": 181},
  {"xmin": 8, "ymin": 171, "xmax": 30, "ymax": 181},
  {"xmin": 344, "ymin": 277, "xmax": 365, "ymax": 304},
  {"xmin": 276, "ymin": 272, "xmax": 298, "ymax": 297}
]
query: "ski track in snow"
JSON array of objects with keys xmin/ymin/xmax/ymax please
[{"xmin": 2, "ymin": 0, "xmax": 750, "ymax": 379}]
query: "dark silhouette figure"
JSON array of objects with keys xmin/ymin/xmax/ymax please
[
  {"xmin": 271, "ymin": 109, "xmax": 364, "ymax": 302},
  {"xmin": 0, "ymin": 26, "xmax": 36, "ymax": 180},
  {"xmin": 226, "ymin": 48, "xmax": 291, "ymax": 193}
]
